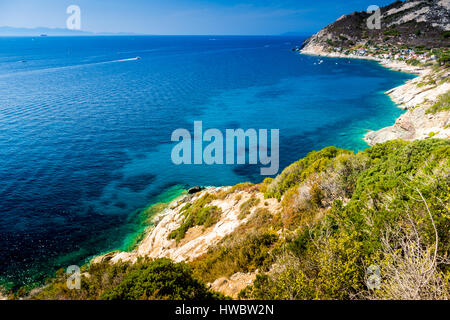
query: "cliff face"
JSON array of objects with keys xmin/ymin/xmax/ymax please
[
  {"xmin": 302, "ymin": 0, "xmax": 450, "ymax": 51},
  {"xmin": 365, "ymin": 67, "xmax": 450, "ymax": 144},
  {"xmin": 301, "ymin": 0, "xmax": 450, "ymax": 145}
]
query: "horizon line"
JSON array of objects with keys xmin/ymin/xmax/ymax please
[{"xmin": 0, "ymin": 26, "xmax": 313, "ymax": 37}]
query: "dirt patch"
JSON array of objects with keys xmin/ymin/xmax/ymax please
[{"xmin": 210, "ymin": 272, "xmax": 257, "ymax": 299}]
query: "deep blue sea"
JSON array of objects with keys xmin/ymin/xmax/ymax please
[{"xmin": 0, "ymin": 36, "xmax": 414, "ymax": 288}]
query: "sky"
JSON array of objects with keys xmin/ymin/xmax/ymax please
[{"xmin": 0, "ymin": 0, "xmax": 398, "ymax": 35}]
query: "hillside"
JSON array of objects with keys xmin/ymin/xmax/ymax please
[
  {"xmin": 301, "ymin": 0, "xmax": 449, "ymax": 51},
  {"xmin": 25, "ymin": 139, "xmax": 450, "ymax": 300}
]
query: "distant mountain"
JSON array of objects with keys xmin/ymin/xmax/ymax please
[{"xmin": 0, "ymin": 26, "xmax": 138, "ymax": 36}]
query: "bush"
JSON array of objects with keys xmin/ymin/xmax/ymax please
[
  {"xmin": 168, "ymin": 193, "xmax": 222, "ymax": 241},
  {"xmin": 426, "ymin": 92, "xmax": 450, "ymax": 114},
  {"xmin": 384, "ymin": 29, "xmax": 400, "ymax": 36},
  {"xmin": 238, "ymin": 197, "xmax": 260, "ymax": 219},
  {"xmin": 101, "ymin": 259, "xmax": 222, "ymax": 300},
  {"xmin": 441, "ymin": 31, "xmax": 450, "ymax": 39},
  {"xmin": 265, "ymin": 147, "xmax": 351, "ymax": 200},
  {"xmin": 34, "ymin": 258, "xmax": 224, "ymax": 300},
  {"xmin": 438, "ymin": 55, "xmax": 450, "ymax": 66},
  {"xmin": 241, "ymin": 139, "xmax": 450, "ymax": 300},
  {"xmin": 191, "ymin": 230, "xmax": 278, "ymax": 283}
]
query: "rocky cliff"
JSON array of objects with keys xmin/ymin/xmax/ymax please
[
  {"xmin": 302, "ymin": 0, "xmax": 449, "ymax": 51},
  {"xmin": 365, "ymin": 67, "xmax": 449, "ymax": 144}
]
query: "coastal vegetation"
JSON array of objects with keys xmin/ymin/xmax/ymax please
[
  {"xmin": 168, "ymin": 193, "xmax": 222, "ymax": 242},
  {"xmin": 426, "ymin": 92, "xmax": 450, "ymax": 114},
  {"xmin": 23, "ymin": 138, "xmax": 449, "ymax": 300},
  {"xmin": 32, "ymin": 258, "xmax": 224, "ymax": 300},
  {"xmin": 238, "ymin": 139, "xmax": 450, "ymax": 300},
  {"xmin": 238, "ymin": 197, "xmax": 261, "ymax": 219}
]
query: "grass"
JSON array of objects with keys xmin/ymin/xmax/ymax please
[
  {"xmin": 168, "ymin": 193, "xmax": 222, "ymax": 242},
  {"xmin": 425, "ymin": 92, "xmax": 450, "ymax": 114},
  {"xmin": 238, "ymin": 197, "xmax": 261, "ymax": 219}
]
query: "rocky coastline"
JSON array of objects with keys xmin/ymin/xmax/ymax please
[
  {"xmin": 301, "ymin": 45, "xmax": 450, "ymax": 145},
  {"xmin": 92, "ymin": 186, "xmax": 280, "ymax": 297}
]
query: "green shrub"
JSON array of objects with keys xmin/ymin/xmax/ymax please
[
  {"xmin": 238, "ymin": 197, "xmax": 260, "ymax": 219},
  {"xmin": 241, "ymin": 139, "xmax": 450, "ymax": 300},
  {"xmin": 34, "ymin": 258, "xmax": 225, "ymax": 300},
  {"xmin": 441, "ymin": 31, "xmax": 450, "ymax": 39},
  {"xmin": 101, "ymin": 259, "xmax": 222, "ymax": 300},
  {"xmin": 168, "ymin": 193, "xmax": 222, "ymax": 241},
  {"xmin": 426, "ymin": 92, "xmax": 450, "ymax": 114},
  {"xmin": 406, "ymin": 59, "xmax": 421, "ymax": 66},
  {"xmin": 192, "ymin": 230, "xmax": 278, "ymax": 283},
  {"xmin": 265, "ymin": 147, "xmax": 351, "ymax": 200},
  {"xmin": 438, "ymin": 55, "xmax": 450, "ymax": 66},
  {"xmin": 384, "ymin": 29, "xmax": 400, "ymax": 36}
]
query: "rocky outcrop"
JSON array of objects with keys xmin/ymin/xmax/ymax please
[
  {"xmin": 93, "ymin": 187, "xmax": 280, "ymax": 264},
  {"xmin": 91, "ymin": 186, "xmax": 280, "ymax": 296},
  {"xmin": 301, "ymin": 0, "xmax": 450, "ymax": 51},
  {"xmin": 364, "ymin": 104, "xmax": 450, "ymax": 144},
  {"xmin": 365, "ymin": 68, "xmax": 450, "ymax": 144},
  {"xmin": 188, "ymin": 186, "xmax": 205, "ymax": 194}
]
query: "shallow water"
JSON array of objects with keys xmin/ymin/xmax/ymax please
[{"xmin": 0, "ymin": 36, "xmax": 414, "ymax": 287}]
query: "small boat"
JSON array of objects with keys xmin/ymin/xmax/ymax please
[{"xmin": 136, "ymin": 56, "xmax": 141, "ymax": 60}]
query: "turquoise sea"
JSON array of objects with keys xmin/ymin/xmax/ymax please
[{"xmin": 0, "ymin": 36, "xmax": 414, "ymax": 287}]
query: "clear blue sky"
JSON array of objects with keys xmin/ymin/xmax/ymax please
[{"xmin": 0, "ymin": 0, "xmax": 397, "ymax": 35}]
